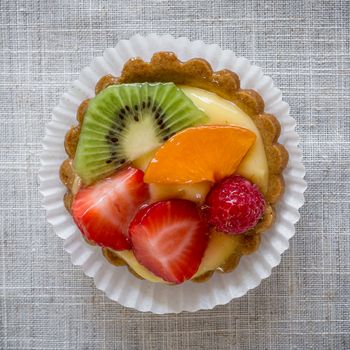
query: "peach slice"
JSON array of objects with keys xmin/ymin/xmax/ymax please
[
  {"xmin": 181, "ymin": 86, "xmax": 269, "ymax": 193},
  {"xmin": 144, "ymin": 125, "xmax": 256, "ymax": 184}
]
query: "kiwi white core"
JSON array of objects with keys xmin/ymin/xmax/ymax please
[{"xmin": 121, "ymin": 115, "xmax": 161, "ymax": 160}]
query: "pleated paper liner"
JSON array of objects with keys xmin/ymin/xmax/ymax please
[{"xmin": 40, "ymin": 34, "xmax": 306, "ymax": 314}]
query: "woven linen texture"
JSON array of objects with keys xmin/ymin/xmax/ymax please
[{"xmin": 0, "ymin": 0, "xmax": 349, "ymax": 349}]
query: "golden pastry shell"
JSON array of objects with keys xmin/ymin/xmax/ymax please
[{"xmin": 60, "ymin": 52, "xmax": 288, "ymax": 282}]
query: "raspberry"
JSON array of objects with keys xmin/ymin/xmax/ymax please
[{"xmin": 204, "ymin": 175, "xmax": 265, "ymax": 234}]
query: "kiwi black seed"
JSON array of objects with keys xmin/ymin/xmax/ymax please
[{"xmin": 74, "ymin": 83, "xmax": 208, "ymax": 185}]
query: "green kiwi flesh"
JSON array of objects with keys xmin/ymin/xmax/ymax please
[{"xmin": 74, "ymin": 83, "xmax": 208, "ymax": 185}]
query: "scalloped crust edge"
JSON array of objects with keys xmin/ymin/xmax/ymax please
[{"xmin": 60, "ymin": 51, "xmax": 288, "ymax": 283}]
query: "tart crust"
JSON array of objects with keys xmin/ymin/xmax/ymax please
[{"xmin": 60, "ymin": 52, "xmax": 288, "ymax": 283}]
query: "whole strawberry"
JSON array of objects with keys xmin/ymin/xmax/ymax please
[{"xmin": 204, "ymin": 175, "xmax": 265, "ymax": 234}]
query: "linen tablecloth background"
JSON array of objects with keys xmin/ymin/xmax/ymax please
[{"xmin": 0, "ymin": 0, "xmax": 349, "ymax": 349}]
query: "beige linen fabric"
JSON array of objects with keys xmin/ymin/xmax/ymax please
[{"xmin": 0, "ymin": 0, "xmax": 349, "ymax": 349}]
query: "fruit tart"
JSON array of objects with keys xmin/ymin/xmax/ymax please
[{"xmin": 59, "ymin": 52, "xmax": 288, "ymax": 284}]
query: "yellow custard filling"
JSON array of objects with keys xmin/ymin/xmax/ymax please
[{"xmin": 121, "ymin": 86, "xmax": 269, "ymax": 283}]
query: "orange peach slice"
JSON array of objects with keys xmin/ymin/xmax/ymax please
[{"xmin": 144, "ymin": 125, "xmax": 256, "ymax": 184}]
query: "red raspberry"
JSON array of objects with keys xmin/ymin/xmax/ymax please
[{"xmin": 204, "ymin": 175, "xmax": 265, "ymax": 234}]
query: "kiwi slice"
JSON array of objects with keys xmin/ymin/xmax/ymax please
[{"xmin": 74, "ymin": 83, "xmax": 208, "ymax": 184}]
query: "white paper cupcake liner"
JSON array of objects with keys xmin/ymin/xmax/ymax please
[{"xmin": 39, "ymin": 34, "xmax": 307, "ymax": 314}]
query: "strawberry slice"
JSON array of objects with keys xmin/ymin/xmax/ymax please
[
  {"xmin": 129, "ymin": 199, "xmax": 209, "ymax": 284},
  {"xmin": 71, "ymin": 167, "xmax": 149, "ymax": 250}
]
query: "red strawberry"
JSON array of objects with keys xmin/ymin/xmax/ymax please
[
  {"xmin": 129, "ymin": 199, "xmax": 209, "ymax": 284},
  {"xmin": 204, "ymin": 175, "xmax": 265, "ymax": 234},
  {"xmin": 71, "ymin": 167, "xmax": 149, "ymax": 250}
]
